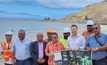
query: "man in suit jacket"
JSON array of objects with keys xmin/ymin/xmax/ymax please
[{"xmin": 30, "ymin": 33, "xmax": 48, "ymax": 65}]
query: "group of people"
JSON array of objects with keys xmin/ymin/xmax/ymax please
[{"xmin": 0, "ymin": 20, "xmax": 107, "ymax": 65}]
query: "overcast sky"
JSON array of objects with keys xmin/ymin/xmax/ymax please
[{"xmin": 0, "ymin": 0, "xmax": 104, "ymax": 19}]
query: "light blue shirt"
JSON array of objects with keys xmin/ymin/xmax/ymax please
[
  {"xmin": 12, "ymin": 37, "xmax": 32, "ymax": 60},
  {"xmin": 66, "ymin": 34, "xmax": 86, "ymax": 50},
  {"xmin": 86, "ymin": 33, "xmax": 107, "ymax": 60}
]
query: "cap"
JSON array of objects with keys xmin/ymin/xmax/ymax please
[
  {"xmin": 47, "ymin": 28, "xmax": 54, "ymax": 33},
  {"xmin": 86, "ymin": 20, "xmax": 94, "ymax": 25},
  {"xmin": 4, "ymin": 31, "xmax": 12, "ymax": 35},
  {"xmin": 63, "ymin": 27, "xmax": 70, "ymax": 33}
]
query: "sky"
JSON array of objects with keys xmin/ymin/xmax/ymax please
[{"xmin": 0, "ymin": 0, "xmax": 104, "ymax": 20}]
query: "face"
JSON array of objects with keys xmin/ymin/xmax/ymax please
[
  {"xmin": 87, "ymin": 25, "xmax": 93, "ymax": 32},
  {"xmin": 63, "ymin": 32, "xmax": 70, "ymax": 39},
  {"xmin": 92, "ymin": 25, "xmax": 100, "ymax": 35},
  {"xmin": 51, "ymin": 34, "xmax": 58, "ymax": 43},
  {"xmin": 71, "ymin": 27, "xmax": 78, "ymax": 35},
  {"xmin": 18, "ymin": 31, "xmax": 25, "ymax": 41},
  {"xmin": 37, "ymin": 33, "xmax": 43, "ymax": 42},
  {"xmin": 47, "ymin": 32, "xmax": 53, "ymax": 39},
  {"xmin": 5, "ymin": 35, "xmax": 12, "ymax": 41}
]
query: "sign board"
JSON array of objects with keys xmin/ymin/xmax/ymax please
[{"xmin": 54, "ymin": 50, "xmax": 92, "ymax": 65}]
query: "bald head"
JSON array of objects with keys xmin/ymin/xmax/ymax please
[{"xmin": 36, "ymin": 32, "xmax": 44, "ymax": 42}]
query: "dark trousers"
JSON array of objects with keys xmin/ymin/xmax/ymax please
[
  {"xmin": 16, "ymin": 58, "xmax": 32, "ymax": 65},
  {"xmin": 4, "ymin": 63, "xmax": 12, "ymax": 65},
  {"xmin": 93, "ymin": 57, "xmax": 107, "ymax": 65},
  {"xmin": 39, "ymin": 64, "xmax": 44, "ymax": 65}
]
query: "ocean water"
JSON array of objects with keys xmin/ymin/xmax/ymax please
[
  {"xmin": 0, "ymin": 19, "xmax": 86, "ymax": 33},
  {"xmin": 0, "ymin": 18, "xmax": 86, "ymax": 41}
]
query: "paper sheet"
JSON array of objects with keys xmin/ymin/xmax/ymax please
[{"xmin": 54, "ymin": 51, "xmax": 62, "ymax": 61}]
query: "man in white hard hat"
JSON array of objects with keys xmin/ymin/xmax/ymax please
[
  {"xmin": 60, "ymin": 27, "xmax": 70, "ymax": 48},
  {"xmin": 0, "ymin": 31, "xmax": 15, "ymax": 65},
  {"xmin": 83, "ymin": 20, "xmax": 94, "ymax": 41}
]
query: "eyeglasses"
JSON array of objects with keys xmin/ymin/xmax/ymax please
[
  {"xmin": 93, "ymin": 27, "xmax": 98, "ymax": 30},
  {"xmin": 51, "ymin": 37, "xmax": 57, "ymax": 39}
]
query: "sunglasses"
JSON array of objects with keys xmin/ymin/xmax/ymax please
[
  {"xmin": 93, "ymin": 27, "xmax": 98, "ymax": 30},
  {"xmin": 51, "ymin": 37, "xmax": 57, "ymax": 39}
]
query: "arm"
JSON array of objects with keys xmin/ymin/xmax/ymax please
[
  {"xmin": 11, "ymin": 42, "xmax": 16, "ymax": 65},
  {"xmin": 30, "ymin": 43, "xmax": 38, "ymax": 61},
  {"xmin": 85, "ymin": 39, "xmax": 91, "ymax": 51},
  {"xmin": 45, "ymin": 44, "xmax": 50, "ymax": 57},
  {"xmin": 66, "ymin": 39, "xmax": 72, "ymax": 50},
  {"xmin": 11, "ymin": 52, "xmax": 15, "ymax": 65},
  {"xmin": 97, "ymin": 44, "xmax": 107, "ymax": 51},
  {"xmin": 45, "ymin": 43, "xmax": 54, "ymax": 58},
  {"xmin": 43, "ymin": 42, "xmax": 48, "ymax": 61},
  {"xmin": 79, "ymin": 36, "xmax": 86, "ymax": 50},
  {"xmin": 98, "ymin": 35, "xmax": 107, "ymax": 51}
]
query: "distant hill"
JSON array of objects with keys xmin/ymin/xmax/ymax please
[{"xmin": 64, "ymin": 1, "xmax": 107, "ymax": 24}]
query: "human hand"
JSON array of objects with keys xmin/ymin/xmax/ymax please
[
  {"xmin": 37, "ymin": 59, "xmax": 42, "ymax": 63},
  {"xmin": 74, "ymin": 47, "xmax": 79, "ymax": 51},
  {"xmin": 91, "ymin": 48, "xmax": 97, "ymax": 52},
  {"xmin": 12, "ymin": 61, "xmax": 15, "ymax": 65},
  {"xmin": 41, "ymin": 59, "xmax": 45, "ymax": 63},
  {"xmin": 86, "ymin": 47, "xmax": 91, "ymax": 52},
  {"xmin": 49, "ymin": 54, "xmax": 54, "ymax": 58},
  {"xmin": 67, "ymin": 47, "xmax": 72, "ymax": 50}
]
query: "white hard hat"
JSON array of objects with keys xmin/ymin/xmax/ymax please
[
  {"xmin": 63, "ymin": 27, "xmax": 70, "ymax": 33},
  {"xmin": 4, "ymin": 31, "xmax": 12, "ymax": 35},
  {"xmin": 86, "ymin": 20, "xmax": 94, "ymax": 25}
]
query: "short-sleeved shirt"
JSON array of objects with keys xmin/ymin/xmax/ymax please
[
  {"xmin": 12, "ymin": 37, "xmax": 32, "ymax": 60},
  {"xmin": 86, "ymin": 33, "xmax": 107, "ymax": 60},
  {"xmin": 60, "ymin": 38, "xmax": 67, "ymax": 48},
  {"xmin": 45, "ymin": 41, "xmax": 65, "ymax": 65},
  {"xmin": 66, "ymin": 34, "xmax": 86, "ymax": 50}
]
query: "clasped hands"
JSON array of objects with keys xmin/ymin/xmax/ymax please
[
  {"xmin": 37, "ymin": 59, "xmax": 46, "ymax": 64},
  {"xmin": 86, "ymin": 47, "xmax": 98, "ymax": 52}
]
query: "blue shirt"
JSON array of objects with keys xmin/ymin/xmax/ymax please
[
  {"xmin": 66, "ymin": 34, "xmax": 86, "ymax": 50},
  {"xmin": 12, "ymin": 37, "xmax": 32, "ymax": 60},
  {"xmin": 86, "ymin": 33, "xmax": 107, "ymax": 60}
]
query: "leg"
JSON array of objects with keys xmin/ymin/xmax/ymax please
[
  {"xmin": 23, "ymin": 58, "xmax": 32, "ymax": 65},
  {"xmin": 16, "ymin": 60, "xmax": 23, "ymax": 65},
  {"xmin": 4, "ymin": 63, "xmax": 12, "ymax": 65}
]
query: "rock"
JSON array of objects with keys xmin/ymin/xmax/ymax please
[{"xmin": 64, "ymin": 1, "xmax": 107, "ymax": 24}]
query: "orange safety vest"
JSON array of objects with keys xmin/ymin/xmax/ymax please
[
  {"xmin": 2, "ymin": 42, "xmax": 12, "ymax": 62},
  {"xmin": 83, "ymin": 31, "xmax": 94, "ymax": 38}
]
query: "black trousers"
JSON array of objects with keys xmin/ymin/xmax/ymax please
[
  {"xmin": 4, "ymin": 63, "xmax": 12, "ymax": 65},
  {"xmin": 39, "ymin": 64, "xmax": 44, "ymax": 65},
  {"xmin": 93, "ymin": 57, "xmax": 107, "ymax": 65}
]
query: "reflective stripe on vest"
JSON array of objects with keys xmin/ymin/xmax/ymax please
[{"xmin": 3, "ymin": 42, "xmax": 12, "ymax": 62}]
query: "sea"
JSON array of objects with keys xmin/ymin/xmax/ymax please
[{"xmin": 0, "ymin": 18, "xmax": 86, "ymax": 41}]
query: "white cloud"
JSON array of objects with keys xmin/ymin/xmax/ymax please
[
  {"xmin": 35, "ymin": 0, "xmax": 104, "ymax": 8},
  {"xmin": 0, "ymin": 0, "xmax": 104, "ymax": 8}
]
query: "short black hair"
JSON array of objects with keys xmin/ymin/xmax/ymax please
[
  {"xmin": 71, "ymin": 24, "xmax": 78, "ymax": 28},
  {"xmin": 51, "ymin": 32, "xmax": 58, "ymax": 37},
  {"xmin": 94, "ymin": 23, "xmax": 101, "ymax": 29},
  {"xmin": 18, "ymin": 29, "xmax": 26, "ymax": 34}
]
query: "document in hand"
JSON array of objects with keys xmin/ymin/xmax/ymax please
[{"xmin": 54, "ymin": 51, "xmax": 62, "ymax": 61}]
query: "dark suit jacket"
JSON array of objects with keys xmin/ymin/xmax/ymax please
[{"xmin": 30, "ymin": 41, "xmax": 48, "ymax": 65}]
